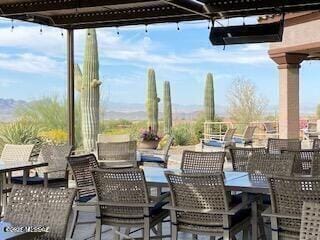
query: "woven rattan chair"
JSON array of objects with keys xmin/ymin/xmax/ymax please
[
  {"xmin": 164, "ymin": 171, "xmax": 251, "ymax": 240},
  {"xmin": 11, "ymin": 144, "xmax": 72, "ymax": 187},
  {"xmin": 96, "ymin": 140, "xmax": 137, "ymax": 167},
  {"xmin": 67, "ymin": 154, "xmax": 99, "ymax": 239},
  {"xmin": 233, "ymin": 126, "xmax": 256, "ymax": 147},
  {"xmin": 230, "ymin": 147, "xmax": 267, "ymax": 172},
  {"xmin": 3, "ymin": 184, "xmax": 75, "ymax": 240},
  {"xmin": 91, "ymin": 168, "xmax": 169, "ymax": 240},
  {"xmin": 284, "ymin": 150, "xmax": 319, "ymax": 176},
  {"xmin": 267, "ymin": 138, "xmax": 301, "ymax": 155},
  {"xmin": 247, "ymin": 152, "xmax": 295, "ymax": 177},
  {"xmin": 97, "ymin": 134, "xmax": 130, "ymax": 143},
  {"xmin": 181, "ymin": 150, "xmax": 225, "ymax": 173},
  {"xmin": 202, "ymin": 128, "xmax": 237, "ymax": 149},
  {"xmin": 311, "ymin": 151, "xmax": 320, "ymax": 177},
  {"xmin": 312, "ymin": 139, "xmax": 320, "ymax": 150},
  {"xmin": 262, "ymin": 176, "xmax": 320, "ymax": 240},
  {"xmin": 140, "ymin": 136, "xmax": 174, "ymax": 167},
  {"xmin": 300, "ymin": 202, "xmax": 320, "ymax": 240}
]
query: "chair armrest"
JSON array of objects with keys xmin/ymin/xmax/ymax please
[
  {"xmin": 163, "ymin": 203, "xmax": 245, "ymax": 216},
  {"xmin": 43, "ymin": 168, "xmax": 67, "ymax": 174},
  {"xmin": 261, "ymin": 206, "xmax": 301, "ymax": 220},
  {"xmin": 97, "ymin": 201, "xmax": 155, "ymax": 208}
]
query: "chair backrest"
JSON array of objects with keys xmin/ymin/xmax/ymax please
[
  {"xmin": 311, "ymin": 151, "xmax": 320, "ymax": 177},
  {"xmin": 181, "ymin": 150, "xmax": 225, "ymax": 173},
  {"xmin": 4, "ymin": 185, "xmax": 75, "ymax": 240},
  {"xmin": 163, "ymin": 136, "xmax": 174, "ymax": 156},
  {"xmin": 91, "ymin": 168, "xmax": 149, "ymax": 219},
  {"xmin": 269, "ymin": 176, "xmax": 320, "ymax": 234},
  {"xmin": 263, "ymin": 122, "xmax": 277, "ymax": 133},
  {"xmin": 96, "ymin": 141, "xmax": 137, "ymax": 161},
  {"xmin": 267, "ymin": 138, "xmax": 301, "ymax": 154},
  {"xmin": 36, "ymin": 144, "xmax": 72, "ymax": 178},
  {"xmin": 247, "ymin": 152, "xmax": 294, "ymax": 176},
  {"xmin": 223, "ymin": 128, "xmax": 236, "ymax": 142},
  {"xmin": 312, "ymin": 139, "xmax": 320, "ymax": 150},
  {"xmin": 165, "ymin": 171, "xmax": 229, "ymax": 225},
  {"xmin": 300, "ymin": 202, "xmax": 320, "ymax": 240},
  {"xmin": 67, "ymin": 154, "xmax": 98, "ymax": 199},
  {"xmin": 285, "ymin": 149, "xmax": 319, "ymax": 175},
  {"xmin": 97, "ymin": 134, "xmax": 130, "ymax": 143},
  {"xmin": 230, "ymin": 147, "xmax": 267, "ymax": 172},
  {"xmin": 0, "ymin": 144, "xmax": 34, "ymax": 163},
  {"xmin": 243, "ymin": 126, "xmax": 256, "ymax": 142}
]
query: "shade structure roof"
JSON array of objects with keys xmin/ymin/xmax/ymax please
[{"xmin": 1, "ymin": 0, "xmax": 320, "ymax": 29}]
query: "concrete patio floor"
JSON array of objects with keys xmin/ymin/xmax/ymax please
[{"xmin": 71, "ymin": 211, "xmax": 271, "ymax": 240}]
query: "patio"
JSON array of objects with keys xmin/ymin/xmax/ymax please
[{"xmin": 1, "ymin": 1, "xmax": 320, "ymax": 240}]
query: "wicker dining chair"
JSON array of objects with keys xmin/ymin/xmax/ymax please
[
  {"xmin": 140, "ymin": 136, "xmax": 174, "ymax": 167},
  {"xmin": 11, "ymin": 144, "xmax": 73, "ymax": 187},
  {"xmin": 67, "ymin": 153, "xmax": 99, "ymax": 239},
  {"xmin": 247, "ymin": 152, "xmax": 295, "ymax": 177},
  {"xmin": 181, "ymin": 150, "xmax": 225, "ymax": 173},
  {"xmin": 233, "ymin": 126, "xmax": 257, "ymax": 147},
  {"xmin": 3, "ymin": 184, "xmax": 76, "ymax": 240},
  {"xmin": 96, "ymin": 140, "xmax": 137, "ymax": 167},
  {"xmin": 0, "ymin": 144, "xmax": 34, "ymax": 176},
  {"xmin": 300, "ymin": 202, "xmax": 320, "ymax": 240},
  {"xmin": 262, "ymin": 176, "xmax": 320, "ymax": 240},
  {"xmin": 284, "ymin": 150, "xmax": 319, "ymax": 176},
  {"xmin": 312, "ymin": 139, "xmax": 320, "ymax": 150},
  {"xmin": 267, "ymin": 138, "xmax": 301, "ymax": 155},
  {"xmin": 202, "ymin": 128, "xmax": 237, "ymax": 149},
  {"xmin": 164, "ymin": 171, "xmax": 251, "ymax": 240},
  {"xmin": 91, "ymin": 168, "xmax": 169, "ymax": 240},
  {"xmin": 230, "ymin": 147, "xmax": 267, "ymax": 172}
]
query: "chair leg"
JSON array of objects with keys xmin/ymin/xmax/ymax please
[
  {"xmin": 243, "ymin": 228, "xmax": 249, "ymax": 240},
  {"xmin": 171, "ymin": 224, "xmax": 178, "ymax": 240},
  {"xmin": 209, "ymin": 236, "xmax": 216, "ymax": 240},
  {"xmin": 192, "ymin": 234, "xmax": 198, "ymax": 240},
  {"xmin": 113, "ymin": 227, "xmax": 120, "ymax": 240},
  {"xmin": 67, "ymin": 209, "xmax": 79, "ymax": 239},
  {"xmin": 95, "ymin": 217, "xmax": 102, "ymax": 240}
]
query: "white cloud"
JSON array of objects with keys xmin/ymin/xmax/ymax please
[{"xmin": 0, "ymin": 78, "xmax": 16, "ymax": 87}]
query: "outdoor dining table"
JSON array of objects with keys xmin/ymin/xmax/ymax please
[
  {"xmin": 142, "ymin": 166, "xmax": 270, "ymax": 239},
  {"xmin": 0, "ymin": 221, "xmax": 46, "ymax": 240}
]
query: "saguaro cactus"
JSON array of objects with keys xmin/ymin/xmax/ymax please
[
  {"xmin": 146, "ymin": 69, "xmax": 160, "ymax": 134},
  {"xmin": 75, "ymin": 29, "xmax": 101, "ymax": 151},
  {"xmin": 163, "ymin": 81, "xmax": 172, "ymax": 135},
  {"xmin": 204, "ymin": 73, "xmax": 215, "ymax": 122}
]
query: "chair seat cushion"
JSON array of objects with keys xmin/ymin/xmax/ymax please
[
  {"xmin": 11, "ymin": 176, "xmax": 66, "ymax": 185},
  {"xmin": 140, "ymin": 155, "xmax": 164, "ymax": 163},
  {"xmin": 77, "ymin": 194, "xmax": 96, "ymax": 203},
  {"xmin": 202, "ymin": 140, "xmax": 224, "ymax": 147}
]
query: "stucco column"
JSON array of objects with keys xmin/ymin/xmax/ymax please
[{"xmin": 270, "ymin": 53, "xmax": 307, "ymax": 139}]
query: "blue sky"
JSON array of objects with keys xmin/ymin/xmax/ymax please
[{"xmin": 0, "ymin": 17, "xmax": 319, "ymax": 111}]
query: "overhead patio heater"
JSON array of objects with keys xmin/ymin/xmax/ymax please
[{"xmin": 209, "ymin": 21, "xmax": 284, "ymax": 45}]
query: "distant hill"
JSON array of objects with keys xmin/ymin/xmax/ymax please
[{"xmin": 0, "ymin": 98, "xmax": 26, "ymax": 122}]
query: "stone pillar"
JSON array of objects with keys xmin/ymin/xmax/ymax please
[{"xmin": 270, "ymin": 53, "xmax": 307, "ymax": 139}]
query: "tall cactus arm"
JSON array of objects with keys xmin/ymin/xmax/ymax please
[
  {"xmin": 91, "ymin": 79, "xmax": 102, "ymax": 88},
  {"xmin": 74, "ymin": 64, "xmax": 83, "ymax": 92}
]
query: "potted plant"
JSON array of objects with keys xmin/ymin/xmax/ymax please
[{"xmin": 139, "ymin": 127, "xmax": 160, "ymax": 149}]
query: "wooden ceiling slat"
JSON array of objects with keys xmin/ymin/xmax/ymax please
[{"xmin": 52, "ymin": 5, "xmax": 196, "ymax": 27}]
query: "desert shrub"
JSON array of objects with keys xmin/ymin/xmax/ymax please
[
  {"xmin": 172, "ymin": 123, "xmax": 197, "ymax": 146},
  {"xmin": 0, "ymin": 121, "xmax": 43, "ymax": 155},
  {"xmin": 38, "ymin": 129, "xmax": 68, "ymax": 145}
]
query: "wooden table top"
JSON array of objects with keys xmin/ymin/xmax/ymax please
[{"xmin": 142, "ymin": 166, "xmax": 269, "ymax": 194}]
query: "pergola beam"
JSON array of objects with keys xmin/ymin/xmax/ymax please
[
  {"xmin": 52, "ymin": 6, "xmax": 199, "ymax": 27},
  {"xmin": 161, "ymin": 0, "xmax": 211, "ymax": 19},
  {"xmin": 0, "ymin": 0, "xmax": 152, "ymax": 16}
]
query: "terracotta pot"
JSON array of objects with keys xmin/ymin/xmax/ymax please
[{"xmin": 138, "ymin": 140, "xmax": 160, "ymax": 149}]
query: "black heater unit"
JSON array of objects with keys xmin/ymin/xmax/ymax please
[{"xmin": 209, "ymin": 21, "xmax": 284, "ymax": 45}]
